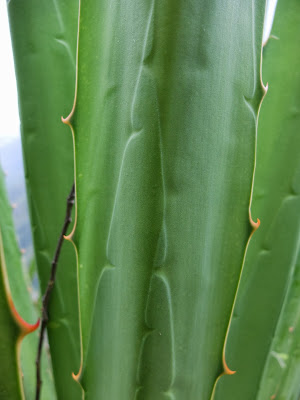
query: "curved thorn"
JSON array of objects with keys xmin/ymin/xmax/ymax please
[
  {"xmin": 64, "ymin": 233, "xmax": 73, "ymax": 241},
  {"xmin": 8, "ymin": 296, "xmax": 40, "ymax": 335},
  {"xmin": 222, "ymin": 355, "xmax": 236, "ymax": 376},
  {"xmin": 250, "ymin": 217, "xmax": 261, "ymax": 230},
  {"xmin": 72, "ymin": 362, "xmax": 82, "ymax": 382},
  {"xmin": 61, "ymin": 114, "xmax": 72, "ymax": 127}
]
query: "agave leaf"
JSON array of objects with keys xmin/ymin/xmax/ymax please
[
  {"xmin": 214, "ymin": 0, "xmax": 300, "ymax": 398},
  {"xmin": 66, "ymin": 1, "xmax": 266, "ymax": 398},
  {"xmin": 7, "ymin": 1, "xmax": 81, "ymax": 398},
  {"xmin": 256, "ymin": 251, "xmax": 300, "ymax": 400},
  {"xmin": 0, "ymin": 165, "xmax": 55, "ymax": 399}
]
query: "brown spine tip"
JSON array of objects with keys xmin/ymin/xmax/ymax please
[
  {"xmin": 224, "ymin": 365, "xmax": 236, "ymax": 375},
  {"xmin": 72, "ymin": 370, "xmax": 80, "ymax": 382},
  {"xmin": 250, "ymin": 217, "xmax": 260, "ymax": 230},
  {"xmin": 222, "ymin": 351, "xmax": 236, "ymax": 375},
  {"xmin": 223, "ymin": 358, "xmax": 236, "ymax": 375},
  {"xmin": 72, "ymin": 358, "xmax": 82, "ymax": 383},
  {"xmin": 61, "ymin": 111, "xmax": 73, "ymax": 127},
  {"xmin": 64, "ymin": 233, "xmax": 73, "ymax": 241}
]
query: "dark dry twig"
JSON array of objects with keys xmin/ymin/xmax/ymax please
[{"xmin": 35, "ymin": 183, "xmax": 75, "ymax": 400}]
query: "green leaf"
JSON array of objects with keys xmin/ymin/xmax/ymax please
[
  {"xmin": 214, "ymin": 0, "xmax": 300, "ymax": 398},
  {"xmin": 7, "ymin": 1, "xmax": 81, "ymax": 398},
  {"xmin": 0, "ymin": 179, "xmax": 24, "ymax": 398},
  {"xmin": 67, "ymin": 1, "xmax": 265, "ymax": 398},
  {"xmin": 0, "ymin": 239, "xmax": 25, "ymax": 400},
  {"xmin": 0, "ymin": 165, "xmax": 55, "ymax": 399},
  {"xmin": 256, "ymin": 251, "xmax": 300, "ymax": 400}
]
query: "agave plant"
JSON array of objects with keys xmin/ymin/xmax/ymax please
[{"xmin": 0, "ymin": 0, "xmax": 299, "ymax": 399}]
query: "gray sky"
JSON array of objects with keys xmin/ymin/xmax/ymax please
[
  {"xmin": 0, "ymin": 0, "xmax": 277, "ymax": 145},
  {"xmin": 0, "ymin": 0, "xmax": 20, "ymax": 145}
]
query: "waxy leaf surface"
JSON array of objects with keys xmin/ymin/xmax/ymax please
[
  {"xmin": 214, "ymin": 0, "xmax": 300, "ymax": 398},
  {"xmin": 69, "ymin": 1, "xmax": 266, "ymax": 398},
  {"xmin": 7, "ymin": 1, "xmax": 81, "ymax": 398}
]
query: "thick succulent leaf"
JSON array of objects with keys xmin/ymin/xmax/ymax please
[
  {"xmin": 67, "ymin": 1, "xmax": 265, "ymax": 398},
  {"xmin": 7, "ymin": 1, "xmax": 81, "ymax": 398},
  {"xmin": 214, "ymin": 0, "xmax": 300, "ymax": 398},
  {"xmin": 0, "ymin": 165, "xmax": 55, "ymax": 399}
]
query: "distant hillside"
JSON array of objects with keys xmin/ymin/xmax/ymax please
[{"xmin": 0, "ymin": 137, "xmax": 33, "ymax": 265}]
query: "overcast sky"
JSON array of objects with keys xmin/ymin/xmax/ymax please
[
  {"xmin": 0, "ymin": 1, "xmax": 20, "ymax": 144},
  {"xmin": 0, "ymin": 0, "xmax": 277, "ymax": 145}
]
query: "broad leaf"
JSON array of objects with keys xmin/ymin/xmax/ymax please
[{"xmin": 66, "ymin": 1, "xmax": 266, "ymax": 398}]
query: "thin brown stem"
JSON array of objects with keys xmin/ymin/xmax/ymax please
[{"xmin": 35, "ymin": 183, "xmax": 75, "ymax": 400}]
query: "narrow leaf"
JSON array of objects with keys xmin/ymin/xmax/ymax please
[
  {"xmin": 214, "ymin": 0, "xmax": 300, "ymax": 398},
  {"xmin": 7, "ymin": 1, "xmax": 81, "ymax": 398}
]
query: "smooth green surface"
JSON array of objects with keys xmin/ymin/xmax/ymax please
[
  {"xmin": 257, "ymin": 252, "xmax": 300, "ymax": 400},
  {"xmin": 7, "ymin": 1, "xmax": 81, "ymax": 398},
  {"xmin": 69, "ymin": 1, "xmax": 265, "ymax": 398},
  {"xmin": 0, "ymin": 166, "xmax": 55, "ymax": 400},
  {"xmin": 214, "ymin": 0, "xmax": 300, "ymax": 398}
]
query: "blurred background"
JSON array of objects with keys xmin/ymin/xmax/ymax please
[{"xmin": 0, "ymin": 0, "xmax": 33, "ymax": 267}]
